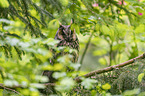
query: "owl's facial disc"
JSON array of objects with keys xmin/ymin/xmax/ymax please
[{"xmin": 57, "ymin": 25, "xmax": 77, "ymax": 42}]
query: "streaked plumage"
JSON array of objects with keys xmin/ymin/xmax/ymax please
[
  {"xmin": 54, "ymin": 23, "xmax": 79, "ymax": 63},
  {"xmin": 42, "ymin": 21, "xmax": 79, "ymax": 94}
]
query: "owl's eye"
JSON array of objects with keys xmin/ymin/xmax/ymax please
[
  {"xmin": 59, "ymin": 27, "xmax": 65, "ymax": 35},
  {"xmin": 62, "ymin": 30, "xmax": 66, "ymax": 35},
  {"xmin": 71, "ymin": 30, "xmax": 73, "ymax": 35}
]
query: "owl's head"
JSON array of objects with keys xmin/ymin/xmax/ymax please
[{"xmin": 55, "ymin": 20, "xmax": 77, "ymax": 42}]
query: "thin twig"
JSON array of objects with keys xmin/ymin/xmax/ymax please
[
  {"xmin": 0, "ymin": 84, "xmax": 22, "ymax": 96},
  {"xmin": 79, "ymin": 32, "xmax": 94, "ymax": 70},
  {"xmin": 109, "ymin": 43, "xmax": 113, "ymax": 66},
  {"xmin": 44, "ymin": 83, "xmax": 55, "ymax": 86}
]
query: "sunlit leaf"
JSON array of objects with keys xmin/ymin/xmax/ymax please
[
  {"xmin": 78, "ymin": 71, "xmax": 88, "ymax": 76},
  {"xmin": 93, "ymin": 49, "xmax": 107, "ymax": 56},
  {"xmin": 4, "ymin": 80, "xmax": 19, "ymax": 87},
  {"xmin": 91, "ymin": 90, "xmax": 97, "ymax": 96},
  {"xmin": 59, "ymin": 0, "xmax": 69, "ymax": 6},
  {"xmin": 57, "ymin": 55, "xmax": 73, "ymax": 64},
  {"xmin": 35, "ymin": 75, "xmax": 48, "ymax": 82},
  {"xmin": 0, "ymin": 0, "xmax": 9, "ymax": 8},
  {"xmin": 138, "ymin": 73, "xmax": 144, "ymax": 82},
  {"xmin": 30, "ymin": 91, "xmax": 40, "ymax": 96},
  {"xmin": 30, "ymin": 83, "xmax": 45, "ymax": 89},
  {"xmin": 135, "ymin": 24, "xmax": 145, "ymax": 34},
  {"xmin": 98, "ymin": 58, "xmax": 107, "ymax": 65},
  {"xmin": 0, "ymin": 74, "xmax": 3, "ymax": 83},
  {"xmin": 42, "ymin": 64, "xmax": 53, "ymax": 70},
  {"xmin": 81, "ymin": 78, "xmax": 97, "ymax": 89},
  {"xmin": 71, "ymin": 24, "xmax": 80, "ymax": 34},
  {"xmin": 19, "ymin": 42, "xmax": 30, "ymax": 48},
  {"xmin": 102, "ymin": 83, "xmax": 111, "ymax": 90},
  {"xmin": 0, "ymin": 19, "xmax": 13, "ymax": 24},
  {"xmin": 53, "ymin": 72, "xmax": 66, "ymax": 79},
  {"xmin": 54, "ymin": 63, "xmax": 63, "ymax": 71},
  {"xmin": 21, "ymin": 81, "xmax": 28, "ymax": 87},
  {"xmin": 100, "ymin": 25, "xmax": 110, "ymax": 35},
  {"xmin": 55, "ymin": 77, "xmax": 75, "ymax": 92},
  {"xmin": 70, "ymin": 63, "xmax": 81, "ymax": 70},
  {"xmin": 123, "ymin": 88, "xmax": 140, "ymax": 96},
  {"xmin": 6, "ymin": 37, "xmax": 20, "ymax": 46},
  {"xmin": 20, "ymin": 89, "xmax": 30, "ymax": 96},
  {"xmin": 43, "ymin": 38, "xmax": 59, "ymax": 46},
  {"xmin": 48, "ymin": 19, "xmax": 59, "ymax": 30}
]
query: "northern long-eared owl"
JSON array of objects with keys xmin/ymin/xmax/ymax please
[
  {"xmin": 42, "ymin": 20, "xmax": 79, "ymax": 94},
  {"xmin": 54, "ymin": 20, "xmax": 79, "ymax": 63}
]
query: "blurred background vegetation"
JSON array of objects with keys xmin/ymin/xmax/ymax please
[{"xmin": 0, "ymin": 0, "xmax": 145, "ymax": 95}]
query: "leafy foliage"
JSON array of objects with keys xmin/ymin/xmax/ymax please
[{"xmin": 0, "ymin": 0, "xmax": 145, "ymax": 95}]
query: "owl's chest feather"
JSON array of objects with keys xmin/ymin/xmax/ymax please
[{"xmin": 57, "ymin": 39, "xmax": 79, "ymax": 51}]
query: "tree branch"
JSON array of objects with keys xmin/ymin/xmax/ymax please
[
  {"xmin": 0, "ymin": 84, "xmax": 22, "ymax": 95},
  {"xmin": 75, "ymin": 53, "xmax": 145, "ymax": 82}
]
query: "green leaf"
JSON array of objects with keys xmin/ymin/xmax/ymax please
[
  {"xmin": 4, "ymin": 26, "xmax": 13, "ymax": 30},
  {"xmin": 30, "ymin": 83, "xmax": 45, "ymax": 89},
  {"xmin": 19, "ymin": 42, "xmax": 30, "ymax": 48},
  {"xmin": 48, "ymin": 19, "xmax": 59, "ymax": 37},
  {"xmin": 4, "ymin": 80, "xmax": 19, "ymax": 87},
  {"xmin": 93, "ymin": 49, "xmax": 107, "ymax": 56},
  {"xmin": 135, "ymin": 24, "xmax": 145, "ymax": 34},
  {"xmin": 37, "ymin": 48, "xmax": 49, "ymax": 56},
  {"xmin": 123, "ymin": 88, "xmax": 140, "ymax": 96},
  {"xmin": 71, "ymin": 24, "xmax": 80, "ymax": 34},
  {"xmin": 43, "ymin": 38, "xmax": 59, "ymax": 46},
  {"xmin": 59, "ymin": 0, "xmax": 69, "ymax": 6},
  {"xmin": 55, "ymin": 77, "xmax": 75, "ymax": 92},
  {"xmin": 70, "ymin": 63, "xmax": 81, "ymax": 70},
  {"xmin": 95, "ymin": 23, "xmax": 100, "ymax": 31},
  {"xmin": 0, "ymin": 0, "xmax": 9, "ymax": 8},
  {"xmin": 100, "ymin": 25, "xmax": 110, "ymax": 35},
  {"xmin": 48, "ymin": 19, "xmax": 59, "ymax": 30},
  {"xmin": 102, "ymin": 83, "xmax": 111, "ymax": 90},
  {"xmin": 0, "ymin": 19, "xmax": 13, "ymax": 24},
  {"xmin": 6, "ymin": 37, "xmax": 20, "ymax": 46},
  {"xmin": 53, "ymin": 63, "xmax": 63, "ymax": 71},
  {"xmin": 138, "ymin": 92, "xmax": 145, "ymax": 96},
  {"xmin": 35, "ymin": 75, "xmax": 48, "ymax": 82},
  {"xmin": 53, "ymin": 72, "xmax": 66, "ymax": 79},
  {"xmin": 138, "ymin": 73, "xmax": 144, "ymax": 82},
  {"xmin": 98, "ymin": 58, "xmax": 107, "ymax": 65},
  {"xmin": 57, "ymin": 54, "xmax": 73, "ymax": 64},
  {"xmin": 21, "ymin": 81, "xmax": 28, "ymax": 87},
  {"xmin": 81, "ymin": 78, "xmax": 97, "ymax": 89}
]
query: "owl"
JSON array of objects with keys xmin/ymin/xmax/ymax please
[
  {"xmin": 42, "ymin": 20, "xmax": 79, "ymax": 94},
  {"xmin": 54, "ymin": 21, "xmax": 79, "ymax": 63}
]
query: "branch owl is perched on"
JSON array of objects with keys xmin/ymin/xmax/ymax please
[{"xmin": 54, "ymin": 20, "xmax": 79, "ymax": 63}]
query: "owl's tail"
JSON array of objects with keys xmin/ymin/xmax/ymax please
[{"xmin": 39, "ymin": 70, "xmax": 57, "ymax": 95}]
